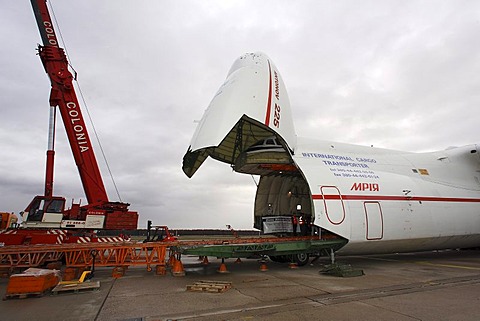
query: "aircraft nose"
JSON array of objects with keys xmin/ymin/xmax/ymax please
[{"xmin": 226, "ymin": 52, "xmax": 267, "ymax": 78}]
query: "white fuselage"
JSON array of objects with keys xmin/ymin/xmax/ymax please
[{"xmin": 294, "ymin": 138, "xmax": 480, "ymax": 254}]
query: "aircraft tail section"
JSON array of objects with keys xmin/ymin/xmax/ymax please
[{"xmin": 183, "ymin": 52, "xmax": 297, "ymax": 177}]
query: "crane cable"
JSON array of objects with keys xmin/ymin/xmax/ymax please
[{"xmin": 48, "ymin": 0, "xmax": 123, "ymax": 202}]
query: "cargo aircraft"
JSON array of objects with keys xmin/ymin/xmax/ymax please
[{"xmin": 183, "ymin": 52, "xmax": 480, "ymax": 255}]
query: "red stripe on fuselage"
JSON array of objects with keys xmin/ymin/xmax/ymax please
[
  {"xmin": 312, "ymin": 194, "xmax": 480, "ymax": 203},
  {"xmin": 264, "ymin": 60, "xmax": 273, "ymax": 126}
]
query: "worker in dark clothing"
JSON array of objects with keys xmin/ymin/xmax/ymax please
[
  {"xmin": 299, "ymin": 215, "xmax": 306, "ymax": 236},
  {"xmin": 305, "ymin": 216, "xmax": 311, "ymax": 235},
  {"xmin": 292, "ymin": 215, "xmax": 298, "ymax": 236}
]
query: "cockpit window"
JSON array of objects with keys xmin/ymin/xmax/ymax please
[{"xmin": 245, "ymin": 136, "xmax": 285, "ymax": 154}]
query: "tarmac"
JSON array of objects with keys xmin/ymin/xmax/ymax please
[{"xmin": 1, "ymin": 249, "xmax": 480, "ymax": 321}]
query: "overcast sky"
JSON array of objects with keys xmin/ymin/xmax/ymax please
[{"xmin": 1, "ymin": 1, "xmax": 479, "ymax": 230}]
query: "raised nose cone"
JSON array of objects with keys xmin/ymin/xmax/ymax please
[{"xmin": 183, "ymin": 52, "xmax": 297, "ymax": 178}]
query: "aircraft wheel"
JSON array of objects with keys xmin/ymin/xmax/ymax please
[{"xmin": 293, "ymin": 253, "xmax": 309, "ymax": 266}]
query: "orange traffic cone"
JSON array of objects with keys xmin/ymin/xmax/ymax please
[
  {"xmin": 259, "ymin": 262, "xmax": 268, "ymax": 272},
  {"xmin": 171, "ymin": 259, "xmax": 185, "ymax": 277},
  {"xmin": 217, "ymin": 258, "xmax": 229, "ymax": 273},
  {"xmin": 235, "ymin": 258, "xmax": 242, "ymax": 264},
  {"xmin": 202, "ymin": 256, "xmax": 210, "ymax": 265},
  {"xmin": 288, "ymin": 262, "xmax": 298, "ymax": 269},
  {"xmin": 168, "ymin": 254, "xmax": 177, "ymax": 267}
]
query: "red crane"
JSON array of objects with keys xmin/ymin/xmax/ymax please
[{"xmin": 21, "ymin": 0, "xmax": 138, "ymax": 230}]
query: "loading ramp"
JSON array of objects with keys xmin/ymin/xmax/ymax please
[{"xmin": 176, "ymin": 236, "xmax": 347, "ymax": 259}]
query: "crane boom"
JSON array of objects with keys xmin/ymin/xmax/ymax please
[
  {"xmin": 21, "ymin": 0, "xmax": 138, "ymax": 230},
  {"xmin": 31, "ymin": 0, "xmax": 108, "ymax": 204}
]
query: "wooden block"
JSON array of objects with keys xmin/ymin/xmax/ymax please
[
  {"xmin": 155, "ymin": 265, "xmax": 166, "ymax": 276},
  {"xmin": 112, "ymin": 266, "xmax": 126, "ymax": 278},
  {"xmin": 62, "ymin": 267, "xmax": 78, "ymax": 281},
  {"xmin": 198, "ymin": 280, "xmax": 232, "ymax": 285},
  {"xmin": 186, "ymin": 280, "xmax": 232, "ymax": 293}
]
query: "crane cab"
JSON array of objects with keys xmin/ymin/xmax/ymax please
[{"xmin": 22, "ymin": 195, "xmax": 66, "ymax": 228}]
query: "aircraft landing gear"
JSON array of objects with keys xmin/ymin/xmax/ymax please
[{"xmin": 293, "ymin": 253, "xmax": 309, "ymax": 266}]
